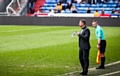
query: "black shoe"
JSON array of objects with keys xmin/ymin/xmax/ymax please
[
  {"xmin": 80, "ymin": 72, "xmax": 87, "ymax": 75},
  {"xmin": 96, "ymin": 66, "xmax": 105, "ymax": 69},
  {"xmin": 80, "ymin": 72, "xmax": 83, "ymax": 74}
]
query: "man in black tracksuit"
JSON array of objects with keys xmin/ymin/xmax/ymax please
[
  {"xmin": 76, "ymin": 19, "xmax": 91, "ymax": 75},
  {"xmin": 29, "ymin": 0, "xmax": 37, "ymax": 14}
]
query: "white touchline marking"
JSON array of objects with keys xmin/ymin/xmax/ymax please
[
  {"xmin": 105, "ymin": 61, "xmax": 120, "ymax": 67},
  {"xmin": 98, "ymin": 71, "xmax": 120, "ymax": 76},
  {"xmin": 2, "ymin": 28, "xmax": 44, "ymax": 32},
  {"xmin": 56, "ymin": 61, "xmax": 120, "ymax": 76},
  {"xmin": 1, "ymin": 27, "xmax": 59, "ymax": 32}
]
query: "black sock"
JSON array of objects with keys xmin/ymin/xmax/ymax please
[{"xmin": 101, "ymin": 57, "xmax": 105, "ymax": 67}]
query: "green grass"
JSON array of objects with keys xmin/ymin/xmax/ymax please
[{"xmin": 0, "ymin": 25, "xmax": 120, "ymax": 76}]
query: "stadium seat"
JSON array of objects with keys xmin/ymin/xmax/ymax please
[
  {"xmin": 115, "ymin": 8, "xmax": 120, "ymax": 11},
  {"xmin": 43, "ymin": 4, "xmax": 49, "ymax": 7},
  {"xmin": 105, "ymin": 8, "xmax": 113, "ymax": 11},
  {"xmin": 77, "ymin": 7, "xmax": 88, "ymax": 11},
  {"xmin": 46, "ymin": 0, "xmax": 56, "ymax": 2},
  {"xmin": 80, "ymin": 4, "xmax": 86, "ymax": 7},
  {"xmin": 114, "ymin": 1, "xmax": 118, "ymax": 3},
  {"xmin": 74, "ymin": 3, "xmax": 80, "ymax": 7},
  {"xmin": 102, "ymin": 4, "xmax": 108, "ymax": 8},
  {"xmin": 91, "ymin": 10, "xmax": 95, "ymax": 13},
  {"xmin": 44, "ymin": 10, "xmax": 50, "ymax": 13},
  {"xmin": 46, "ymin": 0, "xmax": 56, "ymax": 4},
  {"xmin": 96, "ymin": 4, "xmax": 103, "ymax": 7},
  {"xmin": 94, "ymin": 7, "xmax": 102, "ymax": 11},
  {"xmin": 77, "ymin": 10, "xmax": 87, "ymax": 14},
  {"xmin": 56, "ymin": 0, "xmax": 60, "ymax": 2},
  {"xmin": 45, "ymin": 7, "xmax": 51, "ymax": 10},
  {"xmin": 61, "ymin": 10, "xmax": 65, "ymax": 13},
  {"xmin": 67, "ymin": 0, "xmax": 72, "ymax": 2},
  {"xmin": 90, "ymin": 7, "xmax": 95, "ymax": 11},
  {"xmin": 42, "ymin": 7, "xmax": 46, "ymax": 10},
  {"xmin": 65, "ymin": 10, "xmax": 72, "ymax": 13},
  {"xmin": 52, "ymin": 7, "xmax": 56, "ymax": 9},
  {"xmin": 85, "ymin": 4, "xmax": 91, "ymax": 7},
  {"xmin": 105, "ymin": 11, "xmax": 111, "ymax": 14},
  {"xmin": 91, "ymin": 4, "xmax": 96, "ymax": 8}
]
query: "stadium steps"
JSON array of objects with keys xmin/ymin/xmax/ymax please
[
  {"xmin": 28, "ymin": 0, "xmax": 45, "ymax": 16},
  {"xmin": 34, "ymin": 0, "xmax": 46, "ymax": 12}
]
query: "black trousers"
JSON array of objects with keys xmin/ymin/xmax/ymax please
[
  {"xmin": 100, "ymin": 40, "xmax": 106, "ymax": 53},
  {"xmin": 79, "ymin": 49, "xmax": 90, "ymax": 73}
]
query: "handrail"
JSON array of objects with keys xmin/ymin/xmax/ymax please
[
  {"xmin": 6, "ymin": 0, "xmax": 28, "ymax": 16},
  {"xmin": 6, "ymin": 0, "xmax": 17, "ymax": 16},
  {"xmin": 17, "ymin": 0, "xmax": 21, "ymax": 9},
  {"xmin": 18, "ymin": 0, "xmax": 27, "ymax": 13}
]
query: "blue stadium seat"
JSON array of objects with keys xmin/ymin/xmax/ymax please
[
  {"xmin": 43, "ymin": 4, "xmax": 49, "ymax": 7},
  {"xmin": 107, "ymin": 4, "xmax": 116, "ymax": 8},
  {"xmin": 44, "ymin": 10, "xmax": 50, "ymax": 13},
  {"xmin": 45, "ymin": 7, "xmax": 51, "ymax": 10},
  {"xmin": 105, "ymin": 11, "xmax": 111, "ymax": 14},
  {"xmin": 74, "ymin": 3, "xmax": 80, "ymax": 7},
  {"xmin": 102, "ymin": 4, "xmax": 108, "ymax": 7},
  {"xmin": 80, "ymin": 4, "xmax": 86, "ymax": 7},
  {"xmin": 44, "ymin": 3, "xmax": 56, "ymax": 7},
  {"xmin": 77, "ymin": 7, "xmax": 88, "ymax": 11},
  {"xmin": 91, "ymin": 4, "xmax": 96, "ymax": 8},
  {"xmin": 96, "ymin": 4, "xmax": 103, "ymax": 7},
  {"xmin": 65, "ymin": 10, "xmax": 72, "ymax": 13},
  {"xmin": 56, "ymin": 0, "xmax": 60, "ymax": 2},
  {"xmin": 46, "ymin": 0, "xmax": 56, "ymax": 4},
  {"xmin": 81, "ymin": 11, "xmax": 87, "ymax": 13},
  {"xmin": 94, "ymin": 7, "xmax": 102, "ymax": 11},
  {"xmin": 42, "ymin": 7, "xmax": 46, "ymax": 10},
  {"xmin": 91, "ymin": 10, "xmax": 95, "ymax": 14},
  {"xmin": 67, "ymin": 0, "xmax": 72, "ymax": 2},
  {"xmin": 52, "ymin": 4, "xmax": 57, "ymax": 7},
  {"xmin": 90, "ymin": 7, "xmax": 95, "ymax": 11},
  {"xmin": 61, "ymin": 10, "xmax": 65, "ymax": 13},
  {"xmin": 46, "ymin": 0, "xmax": 51, "ymax": 2},
  {"xmin": 62, "ymin": 3, "xmax": 67, "ymax": 7},
  {"xmin": 115, "ymin": 8, "xmax": 120, "ymax": 11},
  {"xmin": 114, "ymin": 1, "xmax": 118, "ymax": 3},
  {"xmin": 52, "ymin": 7, "xmax": 56, "ymax": 9},
  {"xmin": 85, "ymin": 4, "xmax": 91, "ymax": 7},
  {"xmin": 105, "ymin": 8, "xmax": 113, "ymax": 11}
]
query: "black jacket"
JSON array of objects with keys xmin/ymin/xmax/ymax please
[
  {"xmin": 29, "ymin": 0, "xmax": 37, "ymax": 3},
  {"xmin": 79, "ymin": 26, "xmax": 91, "ymax": 50},
  {"xmin": 66, "ymin": 3, "xmax": 72, "ymax": 10}
]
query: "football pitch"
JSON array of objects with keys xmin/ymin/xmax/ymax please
[{"xmin": 0, "ymin": 25, "xmax": 120, "ymax": 76}]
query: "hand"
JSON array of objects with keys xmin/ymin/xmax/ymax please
[
  {"xmin": 76, "ymin": 32, "xmax": 80, "ymax": 35},
  {"xmin": 97, "ymin": 44, "xmax": 100, "ymax": 49}
]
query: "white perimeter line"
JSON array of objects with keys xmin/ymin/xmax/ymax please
[
  {"xmin": 1, "ymin": 27, "xmax": 61, "ymax": 32},
  {"xmin": 2, "ymin": 28, "xmax": 43, "ymax": 32},
  {"xmin": 56, "ymin": 61, "xmax": 120, "ymax": 76},
  {"xmin": 98, "ymin": 71, "xmax": 120, "ymax": 76}
]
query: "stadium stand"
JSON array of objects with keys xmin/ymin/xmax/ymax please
[
  {"xmin": 34, "ymin": 0, "xmax": 46, "ymax": 12},
  {"xmin": 41, "ymin": 0, "xmax": 119, "ymax": 14}
]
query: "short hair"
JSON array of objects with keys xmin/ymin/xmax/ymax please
[
  {"xmin": 92, "ymin": 20, "xmax": 98, "ymax": 23},
  {"xmin": 96, "ymin": 10, "xmax": 98, "ymax": 12},
  {"xmin": 80, "ymin": 19, "xmax": 86, "ymax": 25}
]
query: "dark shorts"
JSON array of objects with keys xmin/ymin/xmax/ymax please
[{"xmin": 100, "ymin": 40, "xmax": 106, "ymax": 53}]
